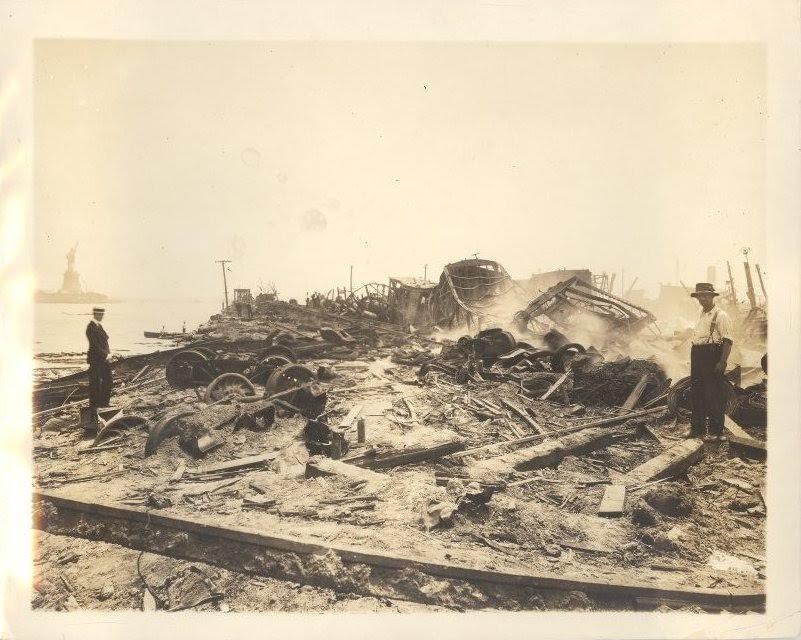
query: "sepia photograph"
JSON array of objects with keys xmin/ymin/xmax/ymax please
[{"xmin": 1, "ymin": 2, "xmax": 800, "ymax": 639}]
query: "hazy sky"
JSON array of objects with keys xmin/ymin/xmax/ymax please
[{"xmin": 34, "ymin": 41, "xmax": 766, "ymax": 302}]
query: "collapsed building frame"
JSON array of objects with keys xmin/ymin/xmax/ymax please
[{"xmin": 514, "ymin": 276, "xmax": 657, "ymax": 338}]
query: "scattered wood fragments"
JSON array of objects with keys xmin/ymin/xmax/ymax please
[
  {"xmin": 31, "ymin": 297, "xmax": 766, "ymax": 614},
  {"xmin": 501, "ymin": 398, "xmax": 546, "ymax": 434}
]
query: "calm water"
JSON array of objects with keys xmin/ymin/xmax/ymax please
[{"xmin": 34, "ymin": 300, "xmax": 217, "ymax": 357}]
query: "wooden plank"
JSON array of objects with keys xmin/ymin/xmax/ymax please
[
  {"xmin": 170, "ymin": 462, "xmax": 186, "ymax": 482},
  {"xmin": 624, "ymin": 439, "xmax": 704, "ymax": 486},
  {"xmin": 181, "ymin": 478, "xmax": 241, "ymax": 497},
  {"xmin": 721, "ymin": 477, "xmax": 754, "ymax": 492},
  {"xmin": 129, "ymin": 365, "xmax": 150, "ymax": 384},
  {"xmin": 727, "ymin": 434, "xmax": 767, "ymax": 461},
  {"xmin": 305, "ymin": 458, "xmax": 388, "ymax": 483},
  {"xmin": 189, "ymin": 452, "xmax": 279, "ymax": 476},
  {"xmin": 619, "ymin": 374, "xmax": 649, "ymax": 413},
  {"xmin": 723, "ymin": 417, "xmax": 766, "ymax": 460},
  {"xmin": 479, "ymin": 427, "xmax": 622, "ymax": 474},
  {"xmin": 32, "ymin": 399, "xmax": 90, "ymax": 419},
  {"xmin": 449, "ymin": 406, "xmax": 664, "ymax": 460},
  {"xmin": 598, "ymin": 485, "xmax": 626, "ymax": 517},
  {"xmin": 142, "ymin": 589, "xmax": 157, "ymax": 611},
  {"xmin": 540, "ymin": 372, "xmax": 570, "ymax": 400},
  {"xmin": 501, "ymin": 399, "xmax": 546, "ymax": 434},
  {"xmin": 355, "ymin": 440, "xmax": 465, "ymax": 470},
  {"xmin": 338, "ymin": 404, "xmax": 363, "ymax": 430},
  {"xmin": 724, "ymin": 415, "xmax": 758, "ymax": 441},
  {"xmin": 33, "ymin": 490, "xmax": 764, "ymax": 611}
]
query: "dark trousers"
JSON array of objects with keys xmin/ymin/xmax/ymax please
[
  {"xmin": 88, "ymin": 359, "xmax": 113, "ymax": 407},
  {"xmin": 690, "ymin": 344, "xmax": 727, "ymax": 436}
]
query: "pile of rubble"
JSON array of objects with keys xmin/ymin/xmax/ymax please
[{"xmin": 31, "ymin": 299, "xmax": 767, "ymax": 613}]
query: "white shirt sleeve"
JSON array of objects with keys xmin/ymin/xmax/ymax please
[{"xmin": 716, "ymin": 310, "xmax": 733, "ymax": 342}]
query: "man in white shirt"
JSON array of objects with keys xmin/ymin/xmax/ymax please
[{"xmin": 688, "ymin": 283, "xmax": 733, "ymax": 440}]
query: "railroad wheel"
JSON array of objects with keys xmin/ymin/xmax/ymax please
[
  {"xmin": 145, "ymin": 410, "xmax": 194, "ymax": 457},
  {"xmin": 192, "ymin": 347, "xmax": 217, "ymax": 360},
  {"xmin": 666, "ymin": 376, "xmax": 739, "ymax": 421},
  {"xmin": 551, "ymin": 343, "xmax": 586, "ymax": 373},
  {"xmin": 204, "ymin": 373, "xmax": 257, "ymax": 403},
  {"xmin": 665, "ymin": 377, "xmax": 691, "ymax": 418},
  {"xmin": 248, "ymin": 355, "xmax": 293, "ymax": 385},
  {"xmin": 92, "ymin": 414, "xmax": 150, "ymax": 446},
  {"xmin": 165, "ymin": 350, "xmax": 217, "ymax": 389},
  {"xmin": 256, "ymin": 344, "xmax": 298, "ymax": 362},
  {"xmin": 475, "ymin": 329, "xmax": 517, "ymax": 361},
  {"xmin": 264, "ymin": 363, "xmax": 327, "ymax": 418}
]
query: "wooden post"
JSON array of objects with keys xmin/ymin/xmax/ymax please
[{"xmin": 215, "ymin": 259, "xmax": 231, "ymax": 310}]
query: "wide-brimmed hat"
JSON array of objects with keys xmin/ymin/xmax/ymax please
[
  {"xmin": 92, "ymin": 307, "xmax": 106, "ymax": 313},
  {"xmin": 690, "ymin": 282, "xmax": 719, "ymax": 298}
]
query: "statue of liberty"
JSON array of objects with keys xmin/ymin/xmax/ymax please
[{"xmin": 60, "ymin": 243, "xmax": 82, "ymax": 294}]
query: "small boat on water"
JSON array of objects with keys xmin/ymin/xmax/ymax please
[{"xmin": 143, "ymin": 330, "xmax": 187, "ymax": 339}]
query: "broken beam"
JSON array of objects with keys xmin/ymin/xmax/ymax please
[
  {"xmin": 479, "ymin": 427, "xmax": 623, "ymax": 474},
  {"xmin": 450, "ymin": 406, "xmax": 663, "ymax": 460},
  {"xmin": 624, "ymin": 439, "xmax": 704, "ymax": 486},
  {"xmin": 338, "ymin": 404, "xmax": 363, "ymax": 430},
  {"xmin": 619, "ymin": 373, "xmax": 649, "ymax": 413},
  {"xmin": 724, "ymin": 416, "xmax": 766, "ymax": 460},
  {"xmin": 353, "ymin": 440, "xmax": 465, "ymax": 470},
  {"xmin": 33, "ymin": 491, "xmax": 763, "ymax": 611},
  {"xmin": 501, "ymin": 399, "xmax": 546, "ymax": 434},
  {"xmin": 540, "ymin": 372, "xmax": 570, "ymax": 400},
  {"xmin": 727, "ymin": 434, "xmax": 767, "ymax": 461},
  {"xmin": 305, "ymin": 458, "xmax": 387, "ymax": 483},
  {"xmin": 189, "ymin": 452, "xmax": 279, "ymax": 476}
]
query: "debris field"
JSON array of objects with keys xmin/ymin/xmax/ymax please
[{"xmin": 32, "ymin": 293, "xmax": 767, "ymax": 614}]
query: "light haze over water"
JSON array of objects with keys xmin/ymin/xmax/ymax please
[{"xmin": 34, "ymin": 300, "xmax": 217, "ymax": 356}]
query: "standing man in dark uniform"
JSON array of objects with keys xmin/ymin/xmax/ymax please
[
  {"xmin": 688, "ymin": 283, "xmax": 733, "ymax": 441},
  {"xmin": 86, "ymin": 307, "xmax": 112, "ymax": 408}
]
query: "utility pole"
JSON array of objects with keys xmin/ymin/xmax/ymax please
[
  {"xmin": 742, "ymin": 248, "xmax": 757, "ymax": 310},
  {"xmin": 215, "ymin": 259, "xmax": 231, "ymax": 310},
  {"xmin": 349, "ymin": 265, "xmax": 353, "ymax": 296},
  {"xmin": 726, "ymin": 260, "xmax": 737, "ymax": 304},
  {"xmin": 424, "ymin": 264, "xmax": 428, "ymax": 282},
  {"xmin": 755, "ymin": 264, "xmax": 767, "ymax": 304}
]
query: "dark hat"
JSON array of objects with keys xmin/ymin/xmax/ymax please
[
  {"xmin": 690, "ymin": 283, "xmax": 719, "ymax": 298},
  {"xmin": 92, "ymin": 307, "xmax": 105, "ymax": 313}
]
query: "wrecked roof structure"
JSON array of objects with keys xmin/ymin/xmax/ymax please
[
  {"xmin": 387, "ymin": 277, "xmax": 436, "ymax": 328},
  {"xmin": 516, "ymin": 269, "xmax": 594, "ymax": 298},
  {"xmin": 347, "ymin": 282, "xmax": 392, "ymax": 321},
  {"xmin": 514, "ymin": 276, "xmax": 656, "ymax": 339},
  {"xmin": 429, "ymin": 258, "xmax": 526, "ymax": 329}
]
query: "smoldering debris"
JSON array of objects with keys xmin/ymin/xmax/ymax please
[{"xmin": 31, "ymin": 261, "xmax": 767, "ymax": 614}]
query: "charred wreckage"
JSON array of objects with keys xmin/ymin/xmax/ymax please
[{"xmin": 32, "ymin": 257, "xmax": 767, "ymax": 613}]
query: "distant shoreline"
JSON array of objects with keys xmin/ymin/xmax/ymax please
[{"xmin": 34, "ymin": 297, "xmax": 218, "ymax": 304}]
